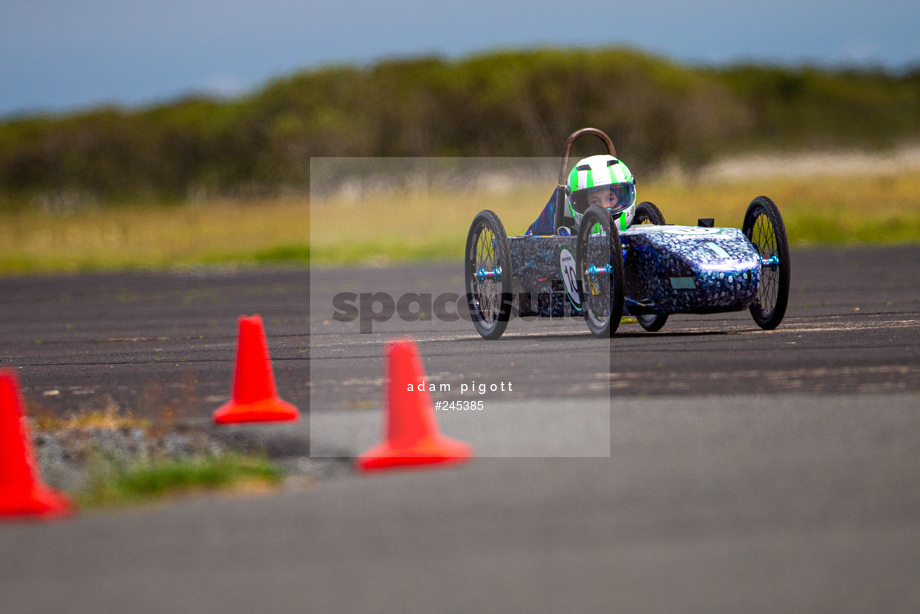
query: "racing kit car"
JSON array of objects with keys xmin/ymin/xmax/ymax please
[{"xmin": 464, "ymin": 128, "xmax": 791, "ymax": 339}]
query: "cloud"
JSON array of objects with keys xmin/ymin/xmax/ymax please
[{"xmin": 198, "ymin": 73, "xmax": 251, "ymax": 99}]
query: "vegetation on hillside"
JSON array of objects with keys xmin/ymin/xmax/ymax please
[{"xmin": 1, "ymin": 47, "xmax": 919, "ymax": 207}]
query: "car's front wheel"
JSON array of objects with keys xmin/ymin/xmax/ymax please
[
  {"xmin": 743, "ymin": 196, "xmax": 791, "ymax": 330},
  {"xmin": 576, "ymin": 205, "xmax": 625, "ymax": 338}
]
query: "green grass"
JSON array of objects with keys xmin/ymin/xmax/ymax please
[
  {"xmin": 1, "ymin": 168, "xmax": 918, "ymax": 274},
  {"xmin": 76, "ymin": 452, "xmax": 283, "ymax": 509}
]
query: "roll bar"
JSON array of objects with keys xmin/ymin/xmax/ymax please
[{"xmin": 554, "ymin": 128, "xmax": 617, "ymax": 231}]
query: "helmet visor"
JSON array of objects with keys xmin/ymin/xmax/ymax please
[{"xmin": 572, "ymin": 183, "xmax": 635, "ymax": 216}]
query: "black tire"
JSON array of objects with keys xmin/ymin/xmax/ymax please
[
  {"xmin": 633, "ymin": 201, "xmax": 665, "ymax": 225},
  {"xmin": 636, "ymin": 312, "xmax": 668, "ymax": 332},
  {"xmin": 576, "ymin": 205, "xmax": 625, "ymax": 338},
  {"xmin": 742, "ymin": 196, "xmax": 791, "ymax": 330},
  {"xmin": 465, "ymin": 210, "xmax": 513, "ymax": 340},
  {"xmin": 632, "ymin": 201, "xmax": 669, "ymax": 331}
]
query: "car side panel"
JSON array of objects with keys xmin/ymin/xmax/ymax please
[
  {"xmin": 620, "ymin": 226, "xmax": 761, "ymax": 315},
  {"xmin": 508, "ymin": 236, "xmax": 581, "ymax": 318}
]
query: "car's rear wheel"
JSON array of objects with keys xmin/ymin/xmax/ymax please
[
  {"xmin": 576, "ymin": 205, "xmax": 625, "ymax": 338},
  {"xmin": 631, "ymin": 201, "xmax": 669, "ymax": 332},
  {"xmin": 743, "ymin": 196, "xmax": 790, "ymax": 330},
  {"xmin": 633, "ymin": 201, "xmax": 665, "ymax": 225},
  {"xmin": 465, "ymin": 210, "xmax": 513, "ymax": 340}
]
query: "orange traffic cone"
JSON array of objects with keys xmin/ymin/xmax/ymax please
[
  {"xmin": 0, "ymin": 370, "xmax": 72, "ymax": 519},
  {"xmin": 213, "ymin": 315, "xmax": 300, "ymax": 424},
  {"xmin": 357, "ymin": 338, "xmax": 473, "ymax": 472}
]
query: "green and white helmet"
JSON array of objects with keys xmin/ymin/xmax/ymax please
[{"xmin": 566, "ymin": 154, "xmax": 637, "ymax": 230}]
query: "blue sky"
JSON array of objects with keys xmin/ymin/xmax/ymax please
[{"xmin": 2, "ymin": 0, "xmax": 918, "ymax": 116}]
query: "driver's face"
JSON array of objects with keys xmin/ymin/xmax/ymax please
[{"xmin": 587, "ymin": 188, "xmax": 618, "ymax": 209}]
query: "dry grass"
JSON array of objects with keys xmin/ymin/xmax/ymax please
[
  {"xmin": 30, "ymin": 398, "xmax": 151, "ymax": 433},
  {"xmin": 0, "ymin": 198, "xmax": 309, "ymax": 274},
  {"xmin": 640, "ymin": 172, "xmax": 920, "ymax": 246},
  {"xmin": 310, "ymin": 170, "xmax": 920, "ymax": 264},
  {"xmin": 309, "ymin": 185, "xmax": 548, "ymax": 265},
  {"xmin": 2, "ymin": 168, "xmax": 918, "ymax": 274}
]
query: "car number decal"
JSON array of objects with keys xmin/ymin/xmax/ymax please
[{"xmin": 559, "ymin": 246, "xmax": 580, "ymax": 309}]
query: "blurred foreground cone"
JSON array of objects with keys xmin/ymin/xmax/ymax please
[
  {"xmin": 213, "ymin": 315, "xmax": 300, "ymax": 424},
  {"xmin": 357, "ymin": 338, "xmax": 473, "ymax": 472},
  {"xmin": 0, "ymin": 370, "xmax": 72, "ymax": 520}
]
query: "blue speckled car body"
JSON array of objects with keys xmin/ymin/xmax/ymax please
[{"xmin": 508, "ymin": 224, "xmax": 762, "ymax": 318}]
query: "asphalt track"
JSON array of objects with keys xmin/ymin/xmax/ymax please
[
  {"xmin": 1, "ymin": 245, "xmax": 919, "ymax": 613},
  {"xmin": 1, "ymin": 245, "xmax": 916, "ymax": 419}
]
